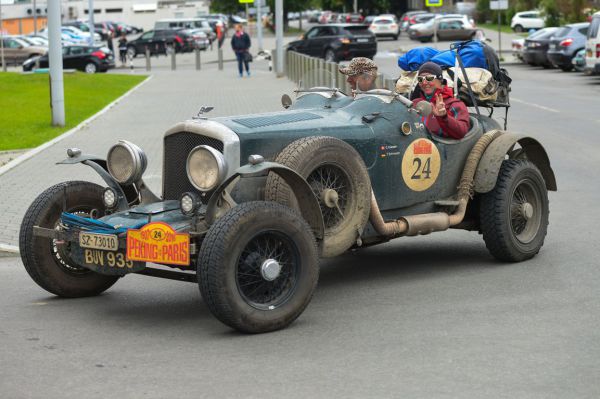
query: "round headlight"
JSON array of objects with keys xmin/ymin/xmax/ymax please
[
  {"xmin": 186, "ymin": 145, "xmax": 227, "ymax": 192},
  {"xmin": 107, "ymin": 140, "xmax": 147, "ymax": 185}
]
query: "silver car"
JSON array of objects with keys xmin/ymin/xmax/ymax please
[{"xmin": 408, "ymin": 16, "xmax": 477, "ymax": 42}]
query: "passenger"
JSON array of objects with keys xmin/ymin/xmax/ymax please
[
  {"xmin": 339, "ymin": 57, "xmax": 378, "ymax": 95},
  {"xmin": 412, "ymin": 62, "xmax": 470, "ymax": 140}
]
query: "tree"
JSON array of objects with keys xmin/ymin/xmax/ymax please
[
  {"xmin": 211, "ymin": 0, "xmax": 244, "ymax": 15},
  {"xmin": 540, "ymin": 0, "xmax": 560, "ymax": 26}
]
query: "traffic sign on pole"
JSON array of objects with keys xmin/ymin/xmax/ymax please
[
  {"xmin": 425, "ymin": 0, "xmax": 443, "ymax": 7},
  {"xmin": 239, "ymin": 0, "xmax": 253, "ymax": 3}
]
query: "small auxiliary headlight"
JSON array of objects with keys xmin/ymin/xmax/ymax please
[
  {"xmin": 103, "ymin": 187, "xmax": 117, "ymax": 209},
  {"xmin": 180, "ymin": 192, "xmax": 200, "ymax": 215}
]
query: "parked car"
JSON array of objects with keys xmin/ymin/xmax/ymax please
[
  {"xmin": 585, "ymin": 11, "xmax": 600, "ymax": 74},
  {"xmin": 22, "ymin": 45, "xmax": 114, "ymax": 73},
  {"xmin": 572, "ymin": 48, "xmax": 587, "ymax": 72},
  {"xmin": 522, "ymin": 27, "xmax": 559, "ymax": 67},
  {"xmin": 546, "ymin": 22, "xmax": 589, "ymax": 71},
  {"xmin": 400, "ymin": 10, "xmax": 428, "ymax": 31},
  {"xmin": 0, "ymin": 36, "xmax": 47, "ymax": 66},
  {"xmin": 369, "ymin": 16, "xmax": 400, "ymax": 40},
  {"xmin": 363, "ymin": 15, "xmax": 377, "ymax": 26},
  {"xmin": 308, "ymin": 10, "xmax": 323, "ymax": 23},
  {"xmin": 126, "ymin": 30, "xmax": 185, "ymax": 58},
  {"xmin": 19, "ymin": 78, "xmax": 555, "ymax": 334},
  {"xmin": 346, "ymin": 13, "xmax": 364, "ymax": 23},
  {"xmin": 62, "ymin": 25, "xmax": 102, "ymax": 43},
  {"xmin": 512, "ymin": 37, "xmax": 525, "ymax": 61},
  {"xmin": 408, "ymin": 17, "xmax": 477, "ymax": 42},
  {"xmin": 64, "ymin": 20, "xmax": 106, "ymax": 40},
  {"xmin": 511, "ymin": 11, "xmax": 544, "ymax": 33},
  {"xmin": 287, "ymin": 24, "xmax": 377, "ymax": 62},
  {"xmin": 178, "ymin": 29, "xmax": 210, "ymax": 50},
  {"xmin": 319, "ymin": 12, "xmax": 337, "ymax": 24},
  {"xmin": 230, "ymin": 15, "xmax": 248, "ymax": 24}
]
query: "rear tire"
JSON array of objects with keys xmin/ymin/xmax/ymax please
[
  {"xmin": 479, "ymin": 160, "xmax": 549, "ymax": 262},
  {"xmin": 514, "ymin": 25, "xmax": 524, "ymax": 33},
  {"xmin": 19, "ymin": 181, "xmax": 119, "ymax": 297},
  {"xmin": 198, "ymin": 202, "xmax": 319, "ymax": 333}
]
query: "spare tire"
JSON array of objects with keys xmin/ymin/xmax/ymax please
[{"xmin": 265, "ymin": 136, "xmax": 371, "ymax": 257}]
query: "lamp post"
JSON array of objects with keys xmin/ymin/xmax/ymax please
[{"xmin": 48, "ymin": 0, "xmax": 65, "ymax": 126}]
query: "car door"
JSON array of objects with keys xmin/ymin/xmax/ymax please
[
  {"xmin": 136, "ymin": 30, "xmax": 155, "ymax": 54},
  {"xmin": 61, "ymin": 46, "xmax": 75, "ymax": 69},
  {"xmin": 3, "ymin": 38, "xmax": 22, "ymax": 63},
  {"xmin": 312, "ymin": 26, "xmax": 337, "ymax": 56},
  {"xmin": 297, "ymin": 27, "xmax": 319, "ymax": 55},
  {"xmin": 438, "ymin": 20, "xmax": 461, "ymax": 40}
]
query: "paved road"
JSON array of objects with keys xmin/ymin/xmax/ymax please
[{"xmin": 2, "ymin": 29, "xmax": 600, "ymax": 398}]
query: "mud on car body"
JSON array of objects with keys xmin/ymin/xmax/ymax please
[{"xmin": 20, "ymin": 82, "xmax": 556, "ymax": 333}]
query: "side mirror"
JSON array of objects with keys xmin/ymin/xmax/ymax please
[{"xmin": 281, "ymin": 94, "xmax": 293, "ymax": 109}]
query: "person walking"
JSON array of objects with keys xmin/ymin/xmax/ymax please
[
  {"xmin": 231, "ymin": 24, "xmax": 251, "ymax": 77},
  {"xmin": 117, "ymin": 33, "xmax": 128, "ymax": 67}
]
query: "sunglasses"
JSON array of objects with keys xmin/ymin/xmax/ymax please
[{"xmin": 417, "ymin": 75, "xmax": 439, "ymax": 83}]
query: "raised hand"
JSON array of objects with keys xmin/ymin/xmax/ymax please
[{"xmin": 432, "ymin": 93, "xmax": 447, "ymax": 117}]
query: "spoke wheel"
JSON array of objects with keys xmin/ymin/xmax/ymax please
[
  {"xmin": 307, "ymin": 164, "xmax": 351, "ymax": 230},
  {"xmin": 480, "ymin": 160, "xmax": 549, "ymax": 262},
  {"xmin": 265, "ymin": 136, "xmax": 371, "ymax": 257},
  {"xmin": 236, "ymin": 231, "xmax": 300, "ymax": 310},
  {"xmin": 198, "ymin": 201, "xmax": 319, "ymax": 333}
]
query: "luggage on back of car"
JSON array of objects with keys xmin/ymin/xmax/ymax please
[{"xmin": 396, "ymin": 40, "xmax": 511, "ymax": 107}]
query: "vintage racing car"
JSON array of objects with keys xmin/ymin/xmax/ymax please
[{"xmin": 19, "ymin": 78, "xmax": 556, "ymax": 333}]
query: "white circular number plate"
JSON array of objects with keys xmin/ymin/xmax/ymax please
[{"xmin": 401, "ymin": 138, "xmax": 441, "ymax": 192}]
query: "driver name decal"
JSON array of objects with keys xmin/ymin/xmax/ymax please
[{"xmin": 401, "ymin": 138, "xmax": 441, "ymax": 192}]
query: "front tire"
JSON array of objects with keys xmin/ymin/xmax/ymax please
[
  {"xmin": 19, "ymin": 181, "xmax": 119, "ymax": 297},
  {"xmin": 514, "ymin": 25, "xmax": 524, "ymax": 33},
  {"xmin": 198, "ymin": 202, "xmax": 319, "ymax": 333},
  {"xmin": 479, "ymin": 160, "xmax": 549, "ymax": 262}
]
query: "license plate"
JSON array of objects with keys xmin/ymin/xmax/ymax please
[
  {"xmin": 357, "ymin": 38, "xmax": 369, "ymax": 43},
  {"xmin": 79, "ymin": 232, "xmax": 118, "ymax": 251},
  {"xmin": 83, "ymin": 249, "xmax": 135, "ymax": 269},
  {"xmin": 126, "ymin": 222, "xmax": 190, "ymax": 266}
]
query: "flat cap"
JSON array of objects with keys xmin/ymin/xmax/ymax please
[{"xmin": 339, "ymin": 57, "xmax": 378, "ymax": 77}]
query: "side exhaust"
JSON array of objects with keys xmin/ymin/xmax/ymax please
[{"xmin": 369, "ymin": 130, "xmax": 504, "ymax": 238}]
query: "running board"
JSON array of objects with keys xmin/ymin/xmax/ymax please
[{"xmin": 135, "ymin": 267, "xmax": 197, "ymax": 283}]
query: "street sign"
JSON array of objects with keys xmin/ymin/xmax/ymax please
[
  {"xmin": 249, "ymin": 6, "xmax": 270, "ymax": 14},
  {"xmin": 490, "ymin": 0, "xmax": 508, "ymax": 10},
  {"xmin": 425, "ymin": 0, "xmax": 443, "ymax": 7},
  {"xmin": 239, "ymin": 0, "xmax": 253, "ymax": 3}
]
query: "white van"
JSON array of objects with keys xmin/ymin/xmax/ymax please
[
  {"xmin": 585, "ymin": 12, "xmax": 600, "ymax": 74},
  {"xmin": 155, "ymin": 18, "xmax": 209, "ymax": 30}
]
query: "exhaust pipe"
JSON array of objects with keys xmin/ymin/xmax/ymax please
[{"xmin": 370, "ymin": 130, "xmax": 504, "ymax": 238}]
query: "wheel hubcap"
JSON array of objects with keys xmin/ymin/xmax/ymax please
[
  {"xmin": 260, "ymin": 259, "xmax": 281, "ymax": 281},
  {"xmin": 308, "ymin": 165, "xmax": 350, "ymax": 229},
  {"xmin": 321, "ymin": 188, "xmax": 339, "ymax": 208},
  {"xmin": 510, "ymin": 179, "xmax": 542, "ymax": 244}
]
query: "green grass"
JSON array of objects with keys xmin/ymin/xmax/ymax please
[{"xmin": 0, "ymin": 72, "xmax": 147, "ymax": 151}]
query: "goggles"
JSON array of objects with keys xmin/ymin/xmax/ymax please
[{"xmin": 417, "ymin": 75, "xmax": 440, "ymax": 83}]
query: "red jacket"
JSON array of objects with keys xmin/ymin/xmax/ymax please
[{"xmin": 412, "ymin": 87, "xmax": 470, "ymax": 140}]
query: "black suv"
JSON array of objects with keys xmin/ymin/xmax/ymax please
[
  {"xmin": 126, "ymin": 29, "xmax": 187, "ymax": 58},
  {"xmin": 287, "ymin": 24, "xmax": 377, "ymax": 62}
]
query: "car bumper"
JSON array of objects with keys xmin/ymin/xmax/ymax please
[
  {"xmin": 584, "ymin": 63, "xmax": 600, "ymax": 74},
  {"xmin": 546, "ymin": 51, "xmax": 572, "ymax": 68},
  {"xmin": 336, "ymin": 47, "xmax": 377, "ymax": 61},
  {"xmin": 522, "ymin": 49, "xmax": 549, "ymax": 65}
]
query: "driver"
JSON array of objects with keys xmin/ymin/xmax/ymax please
[
  {"xmin": 412, "ymin": 62, "xmax": 470, "ymax": 140},
  {"xmin": 339, "ymin": 57, "xmax": 378, "ymax": 95}
]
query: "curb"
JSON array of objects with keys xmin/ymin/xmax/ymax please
[
  {"xmin": 0, "ymin": 74, "xmax": 153, "ymax": 177},
  {"xmin": 0, "ymin": 243, "xmax": 19, "ymax": 255}
]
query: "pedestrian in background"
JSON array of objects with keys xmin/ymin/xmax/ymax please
[
  {"xmin": 118, "ymin": 33, "xmax": 128, "ymax": 67},
  {"xmin": 231, "ymin": 24, "xmax": 251, "ymax": 77}
]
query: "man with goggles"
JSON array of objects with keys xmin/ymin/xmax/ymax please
[{"xmin": 412, "ymin": 62, "xmax": 470, "ymax": 139}]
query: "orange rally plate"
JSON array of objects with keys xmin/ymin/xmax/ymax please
[{"xmin": 126, "ymin": 222, "xmax": 190, "ymax": 266}]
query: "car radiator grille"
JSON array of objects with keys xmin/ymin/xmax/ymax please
[{"xmin": 163, "ymin": 132, "xmax": 224, "ymax": 201}]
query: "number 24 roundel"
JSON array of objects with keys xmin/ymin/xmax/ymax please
[{"xmin": 401, "ymin": 138, "xmax": 441, "ymax": 192}]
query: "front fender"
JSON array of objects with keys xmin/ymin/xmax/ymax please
[
  {"xmin": 205, "ymin": 161, "xmax": 325, "ymax": 241},
  {"xmin": 57, "ymin": 150, "xmax": 160, "ymax": 209},
  {"xmin": 474, "ymin": 133, "xmax": 557, "ymax": 193}
]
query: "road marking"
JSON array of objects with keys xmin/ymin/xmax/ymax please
[{"xmin": 511, "ymin": 97, "xmax": 560, "ymax": 113}]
